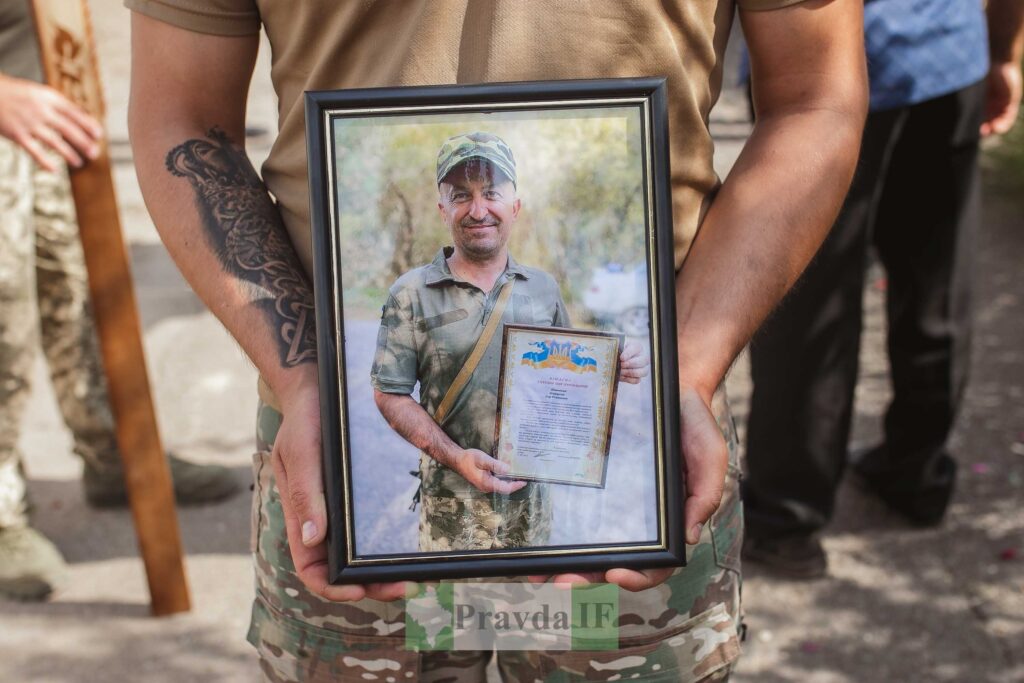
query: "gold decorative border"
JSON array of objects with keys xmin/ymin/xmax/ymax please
[
  {"xmin": 322, "ymin": 95, "xmax": 667, "ymax": 566},
  {"xmin": 495, "ymin": 325, "xmax": 620, "ymax": 487}
]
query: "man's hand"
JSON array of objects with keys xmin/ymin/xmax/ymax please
[
  {"xmin": 452, "ymin": 448, "xmax": 528, "ymax": 495},
  {"xmin": 530, "ymin": 384, "xmax": 725, "ymax": 591},
  {"xmin": 530, "ymin": 567, "xmax": 676, "ymax": 592},
  {"xmin": 676, "ymin": 386, "xmax": 727, "ymax": 544},
  {"xmin": 0, "ymin": 74, "xmax": 102, "ymax": 171},
  {"xmin": 981, "ymin": 60, "xmax": 1023, "ymax": 136},
  {"xmin": 271, "ymin": 376, "xmax": 410, "ymax": 602},
  {"xmin": 617, "ymin": 341, "xmax": 650, "ymax": 385},
  {"xmin": 373, "ymin": 390, "xmax": 527, "ymax": 494}
]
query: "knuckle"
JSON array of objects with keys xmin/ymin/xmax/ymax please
[
  {"xmin": 288, "ymin": 486, "xmax": 312, "ymax": 512},
  {"xmin": 705, "ymin": 489, "xmax": 725, "ymax": 514}
]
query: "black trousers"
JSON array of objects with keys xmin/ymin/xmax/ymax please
[{"xmin": 742, "ymin": 80, "xmax": 985, "ymax": 539}]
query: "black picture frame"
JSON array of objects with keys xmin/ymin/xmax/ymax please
[{"xmin": 305, "ymin": 78, "xmax": 682, "ymax": 583}]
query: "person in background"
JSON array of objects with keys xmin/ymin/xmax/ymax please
[
  {"xmin": 0, "ymin": 0, "xmax": 238, "ymax": 602},
  {"xmin": 742, "ymin": 0, "xmax": 1024, "ymax": 579}
]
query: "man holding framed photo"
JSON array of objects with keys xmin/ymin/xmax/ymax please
[
  {"xmin": 371, "ymin": 131, "xmax": 647, "ymax": 552},
  {"xmin": 126, "ymin": 0, "xmax": 867, "ymax": 680}
]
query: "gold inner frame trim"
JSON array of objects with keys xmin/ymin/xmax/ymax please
[{"xmin": 322, "ymin": 94, "xmax": 668, "ymax": 567}]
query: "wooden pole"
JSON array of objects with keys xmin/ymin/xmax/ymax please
[{"xmin": 30, "ymin": 0, "xmax": 190, "ymax": 616}]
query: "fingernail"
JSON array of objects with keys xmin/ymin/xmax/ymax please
[
  {"xmin": 302, "ymin": 520, "xmax": 317, "ymax": 544},
  {"xmin": 689, "ymin": 523, "xmax": 703, "ymax": 542}
]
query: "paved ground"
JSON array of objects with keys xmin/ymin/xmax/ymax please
[
  {"xmin": 1, "ymin": 4, "xmax": 1022, "ymax": 682},
  {"xmin": 729, "ymin": 177, "xmax": 1024, "ymax": 683}
]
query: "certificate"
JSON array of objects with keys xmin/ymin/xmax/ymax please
[{"xmin": 494, "ymin": 325, "xmax": 623, "ymax": 488}]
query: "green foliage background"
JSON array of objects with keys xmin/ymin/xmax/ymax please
[
  {"xmin": 983, "ymin": 113, "xmax": 1024, "ymax": 190},
  {"xmin": 332, "ymin": 107, "xmax": 648, "ymax": 320}
]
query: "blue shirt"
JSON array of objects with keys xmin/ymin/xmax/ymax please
[{"xmin": 865, "ymin": 0, "xmax": 989, "ymax": 111}]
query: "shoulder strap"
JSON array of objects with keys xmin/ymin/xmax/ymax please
[{"xmin": 432, "ymin": 278, "xmax": 515, "ymax": 424}]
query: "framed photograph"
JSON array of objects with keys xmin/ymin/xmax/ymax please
[{"xmin": 305, "ymin": 78, "xmax": 682, "ymax": 583}]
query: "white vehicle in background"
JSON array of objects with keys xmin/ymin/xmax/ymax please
[{"xmin": 582, "ymin": 263, "xmax": 650, "ymax": 337}]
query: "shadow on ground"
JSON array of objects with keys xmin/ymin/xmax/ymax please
[
  {"xmin": 1, "ymin": 616, "xmax": 256, "ymax": 682},
  {"xmin": 25, "ymin": 464, "xmax": 253, "ymax": 563},
  {"xmin": 739, "ymin": 478, "xmax": 1020, "ymax": 682},
  {"xmin": 732, "ymin": 173, "xmax": 1024, "ymax": 683}
]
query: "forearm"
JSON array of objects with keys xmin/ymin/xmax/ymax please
[
  {"xmin": 676, "ymin": 0, "xmax": 868, "ymax": 398},
  {"xmin": 675, "ymin": 109, "xmax": 863, "ymax": 395},
  {"xmin": 125, "ymin": 14, "xmax": 414, "ymax": 601},
  {"xmin": 988, "ymin": 0, "xmax": 1024, "ymax": 63},
  {"xmin": 127, "ymin": 15, "xmax": 315, "ymax": 405},
  {"xmin": 373, "ymin": 390, "xmax": 462, "ymax": 465},
  {"xmin": 131, "ymin": 122, "xmax": 317, "ymax": 403}
]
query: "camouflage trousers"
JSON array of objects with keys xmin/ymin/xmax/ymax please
[
  {"xmin": 0, "ymin": 138, "xmax": 119, "ymax": 529},
  {"xmin": 248, "ymin": 387, "xmax": 742, "ymax": 682}
]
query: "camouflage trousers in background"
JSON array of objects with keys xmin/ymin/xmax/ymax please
[
  {"xmin": 0, "ymin": 138, "xmax": 120, "ymax": 529},
  {"xmin": 247, "ymin": 386, "xmax": 742, "ymax": 682}
]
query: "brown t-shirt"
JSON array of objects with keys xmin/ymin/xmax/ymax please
[{"xmin": 126, "ymin": 0, "xmax": 804, "ymax": 273}]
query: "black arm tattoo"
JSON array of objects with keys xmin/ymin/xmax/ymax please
[{"xmin": 165, "ymin": 128, "xmax": 316, "ymax": 367}]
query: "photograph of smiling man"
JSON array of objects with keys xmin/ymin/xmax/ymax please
[{"xmin": 331, "ymin": 110, "xmax": 658, "ymax": 558}]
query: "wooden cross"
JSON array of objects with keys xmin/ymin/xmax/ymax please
[{"xmin": 30, "ymin": 0, "xmax": 190, "ymax": 616}]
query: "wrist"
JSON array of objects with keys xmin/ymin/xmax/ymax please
[
  {"xmin": 270, "ymin": 364, "xmax": 319, "ymax": 411},
  {"xmin": 674, "ymin": 273, "xmax": 738, "ymax": 405},
  {"xmin": 990, "ymin": 58, "xmax": 1023, "ymax": 74},
  {"xmin": 435, "ymin": 442, "xmax": 466, "ymax": 470},
  {"xmin": 990, "ymin": 38, "xmax": 1024, "ymax": 66},
  {"xmin": 676, "ymin": 340, "xmax": 727, "ymax": 404},
  {"xmin": 676, "ymin": 370, "xmax": 718, "ymax": 407}
]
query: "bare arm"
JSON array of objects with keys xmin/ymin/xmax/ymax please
[
  {"xmin": 127, "ymin": 17, "xmax": 308, "ymax": 392},
  {"xmin": 373, "ymin": 390, "xmax": 525, "ymax": 495},
  {"xmin": 988, "ymin": 0, "xmax": 1024, "ymax": 65},
  {"xmin": 128, "ymin": 14, "xmax": 404, "ymax": 602},
  {"xmin": 983, "ymin": 0, "xmax": 1024, "ymax": 136},
  {"xmin": 673, "ymin": 0, "xmax": 866, "ymax": 533}
]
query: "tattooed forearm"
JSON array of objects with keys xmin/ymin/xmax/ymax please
[{"xmin": 165, "ymin": 128, "xmax": 316, "ymax": 367}]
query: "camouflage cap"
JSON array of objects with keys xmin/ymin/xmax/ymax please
[{"xmin": 436, "ymin": 131, "xmax": 517, "ymax": 187}]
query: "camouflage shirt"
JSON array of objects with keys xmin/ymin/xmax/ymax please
[{"xmin": 371, "ymin": 246, "xmax": 569, "ymax": 498}]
